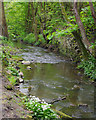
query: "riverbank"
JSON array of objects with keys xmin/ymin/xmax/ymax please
[
  {"xmin": 17, "ymin": 38, "xmax": 96, "ymax": 82},
  {"xmin": 1, "ymin": 38, "xmax": 73, "ymax": 119},
  {"xmin": 0, "ymin": 39, "xmax": 30, "ymax": 118},
  {"xmin": 2, "ymin": 75, "xmax": 29, "ymax": 118},
  {"xmin": 9, "ymin": 40, "xmax": 95, "ymax": 118}
]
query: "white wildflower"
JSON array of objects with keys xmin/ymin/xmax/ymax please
[
  {"xmin": 42, "ymin": 99, "xmax": 45, "ymax": 102},
  {"xmin": 41, "ymin": 105, "xmax": 48, "ymax": 111},
  {"xmin": 35, "ymin": 104, "xmax": 37, "ymax": 107},
  {"xmin": 35, "ymin": 97, "xmax": 41, "ymax": 102},
  {"xmin": 37, "ymin": 108, "xmax": 40, "ymax": 110}
]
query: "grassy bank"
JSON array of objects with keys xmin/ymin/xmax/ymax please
[
  {"xmin": 1, "ymin": 36, "xmax": 72, "ymax": 119},
  {"xmin": 16, "ymin": 34, "xmax": 96, "ymax": 81}
]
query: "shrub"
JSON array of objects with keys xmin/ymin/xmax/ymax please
[
  {"xmin": 7, "ymin": 66, "xmax": 19, "ymax": 76},
  {"xmin": 22, "ymin": 96, "xmax": 57, "ymax": 119},
  {"xmin": 23, "ymin": 33, "xmax": 36, "ymax": 44},
  {"xmin": 8, "ymin": 76, "xmax": 17, "ymax": 85},
  {"xmin": 77, "ymin": 55, "xmax": 96, "ymax": 80},
  {"xmin": 38, "ymin": 34, "xmax": 46, "ymax": 44}
]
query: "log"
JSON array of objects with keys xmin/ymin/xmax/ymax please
[
  {"xmin": 52, "ymin": 109, "xmax": 72, "ymax": 118},
  {"xmin": 48, "ymin": 96, "xmax": 66, "ymax": 104}
]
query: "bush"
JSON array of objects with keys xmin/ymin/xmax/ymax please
[
  {"xmin": 22, "ymin": 96, "xmax": 57, "ymax": 119},
  {"xmin": 38, "ymin": 34, "xmax": 46, "ymax": 44},
  {"xmin": 77, "ymin": 55, "xmax": 96, "ymax": 80},
  {"xmin": 0, "ymin": 35, "xmax": 5, "ymax": 40},
  {"xmin": 23, "ymin": 33, "xmax": 36, "ymax": 44},
  {"xmin": 8, "ymin": 76, "xmax": 17, "ymax": 85}
]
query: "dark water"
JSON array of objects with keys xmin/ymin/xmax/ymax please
[{"xmin": 15, "ymin": 42, "xmax": 95, "ymax": 118}]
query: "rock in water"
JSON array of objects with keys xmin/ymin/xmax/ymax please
[
  {"xmin": 16, "ymin": 66, "xmax": 20, "ymax": 70},
  {"xmin": 19, "ymin": 78, "xmax": 24, "ymax": 83},
  {"xmin": 78, "ymin": 104, "xmax": 88, "ymax": 107},
  {"xmin": 27, "ymin": 66, "xmax": 31, "ymax": 69},
  {"xmin": 19, "ymin": 71, "xmax": 23, "ymax": 75},
  {"xmin": 19, "ymin": 71, "xmax": 24, "ymax": 78},
  {"xmin": 28, "ymin": 86, "xmax": 32, "ymax": 92},
  {"xmin": 4, "ymin": 84, "xmax": 13, "ymax": 90},
  {"xmin": 72, "ymin": 85, "xmax": 80, "ymax": 90},
  {"xmin": 22, "ymin": 61, "xmax": 30, "ymax": 65}
]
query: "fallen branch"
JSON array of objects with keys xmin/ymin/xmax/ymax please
[
  {"xmin": 52, "ymin": 109, "xmax": 72, "ymax": 118},
  {"xmin": 48, "ymin": 96, "xmax": 66, "ymax": 104}
]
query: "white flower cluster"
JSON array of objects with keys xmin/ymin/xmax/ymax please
[
  {"xmin": 30, "ymin": 96, "xmax": 41, "ymax": 102},
  {"xmin": 41, "ymin": 104, "xmax": 50, "ymax": 111},
  {"xmin": 29, "ymin": 95, "xmax": 51, "ymax": 111}
]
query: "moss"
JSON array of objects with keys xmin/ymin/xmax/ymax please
[
  {"xmin": 7, "ymin": 95, "xmax": 12, "ymax": 100},
  {"xmin": 4, "ymin": 84, "xmax": 13, "ymax": 90},
  {"xmin": 11, "ymin": 55, "xmax": 23, "ymax": 61}
]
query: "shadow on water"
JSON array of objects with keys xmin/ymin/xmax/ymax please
[{"xmin": 14, "ymin": 42, "xmax": 95, "ymax": 118}]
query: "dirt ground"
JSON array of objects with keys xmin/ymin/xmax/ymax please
[
  {"xmin": 0, "ymin": 43, "xmax": 31, "ymax": 119},
  {"xmin": 1, "ymin": 73, "xmax": 30, "ymax": 119}
]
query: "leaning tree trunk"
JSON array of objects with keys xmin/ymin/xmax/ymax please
[
  {"xmin": 89, "ymin": 0, "xmax": 96, "ymax": 26},
  {"xmin": 39, "ymin": 2, "xmax": 47, "ymax": 41},
  {"xmin": 2, "ymin": 2, "xmax": 8, "ymax": 38},
  {"xmin": 0, "ymin": 2, "xmax": 2, "ymax": 36},
  {"xmin": 72, "ymin": 31, "xmax": 89, "ymax": 58},
  {"xmin": 25, "ymin": 3, "xmax": 34, "ymax": 34},
  {"xmin": 25, "ymin": 3, "xmax": 30, "ymax": 33},
  {"xmin": 73, "ymin": 0, "xmax": 91, "ymax": 53},
  {"xmin": 60, "ymin": 2, "xmax": 89, "ymax": 59},
  {"xmin": 31, "ymin": 2, "xmax": 38, "ymax": 41},
  {"xmin": 89, "ymin": 0, "xmax": 96, "ymax": 58}
]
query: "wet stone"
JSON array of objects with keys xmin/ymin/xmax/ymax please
[
  {"xmin": 78, "ymin": 104, "xmax": 88, "ymax": 107},
  {"xmin": 19, "ymin": 78, "xmax": 24, "ymax": 83},
  {"xmin": 21, "ymin": 61, "xmax": 30, "ymax": 65},
  {"xmin": 27, "ymin": 66, "xmax": 31, "ymax": 69}
]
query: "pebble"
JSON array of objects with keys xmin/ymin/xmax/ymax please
[
  {"xmin": 27, "ymin": 66, "xmax": 31, "ymax": 69},
  {"xmin": 78, "ymin": 104, "xmax": 88, "ymax": 107},
  {"xmin": 19, "ymin": 72, "xmax": 23, "ymax": 76},
  {"xmin": 19, "ymin": 78, "xmax": 24, "ymax": 83},
  {"xmin": 22, "ymin": 61, "xmax": 30, "ymax": 65},
  {"xmin": 72, "ymin": 85, "xmax": 80, "ymax": 90},
  {"xmin": 6, "ymin": 70, "xmax": 11, "ymax": 75}
]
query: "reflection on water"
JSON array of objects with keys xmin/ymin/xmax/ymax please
[{"xmin": 15, "ymin": 43, "xmax": 94, "ymax": 118}]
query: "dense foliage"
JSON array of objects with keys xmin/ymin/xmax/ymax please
[
  {"xmin": 3, "ymin": 2, "xmax": 96, "ymax": 79},
  {"xmin": 22, "ymin": 96, "xmax": 58, "ymax": 119},
  {"xmin": 78, "ymin": 55, "xmax": 96, "ymax": 80},
  {"xmin": 1, "ymin": 2, "xmax": 96, "ymax": 119}
]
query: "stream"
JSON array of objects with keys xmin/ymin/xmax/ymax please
[{"xmin": 15, "ymin": 42, "xmax": 94, "ymax": 118}]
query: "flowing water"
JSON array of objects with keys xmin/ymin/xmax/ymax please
[{"xmin": 15, "ymin": 42, "xmax": 95, "ymax": 118}]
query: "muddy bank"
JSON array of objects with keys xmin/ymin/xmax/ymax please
[
  {"xmin": 1, "ymin": 41, "xmax": 59, "ymax": 119},
  {"xmin": 14, "ymin": 43, "xmax": 94, "ymax": 118},
  {"xmin": 2, "ymin": 75, "xmax": 29, "ymax": 118},
  {"xmin": 1, "ymin": 40, "xmax": 95, "ymax": 119},
  {"xmin": 0, "ymin": 41, "xmax": 32, "ymax": 119}
]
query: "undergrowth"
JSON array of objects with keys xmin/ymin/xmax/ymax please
[
  {"xmin": 21, "ymin": 96, "xmax": 58, "ymax": 119},
  {"xmin": 77, "ymin": 55, "xmax": 96, "ymax": 80}
]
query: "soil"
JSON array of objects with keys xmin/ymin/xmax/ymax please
[
  {"xmin": 1, "ymin": 70, "xmax": 32, "ymax": 119},
  {"xmin": 0, "ymin": 42, "xmax": 34, "ymax": 119}
]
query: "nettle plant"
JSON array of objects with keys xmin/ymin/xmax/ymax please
[
  {"xmin": 77, "ymin": 55, "xmax": 96, "ymax": 80},
  {"xmin": 22, "ymin": 96, "xmax": 58, "ymax": 119}
]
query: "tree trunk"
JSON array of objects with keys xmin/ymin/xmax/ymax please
[
  {"xmin": 89, "ymin": 1, "xmax": 96, "ymax": 58},
  {"xmin": 25, "ymin": 3, "xmax": 30, "ymax": 33},
  {"xmin": 31, "ymin": 2, "xmax": 38, "ymax": 41},
  {"xmin": 39, "ymin": 2, "xmax": 47, "ymax": 41},
  {"xmin": 73, "ymin": 0, "xmax": 91, "ymax": 53},
  {"xmin": 2, "ymin": 2, "xmax": 8, "ymax": 38},
  {"xmin": 0, "ymin": 2, "xmax": 2, "ymax": 36},
  {"xmin": 60, "ymin": 2, "xmax": 89, "ymax": 59},
  {"xmin": 89, "ymin": 0, "xmax": 96, "ymax": 26},
  {"xmin": 60, "ymin": 3, "xmax": 70, "ymax": 23},
  {"xmin": 25, "ymin": 3, "xmax": 33, "ymax": 34},
  {"xmin": 72, "ymin": 31, "xmax": 89, "ymax": 58}
]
